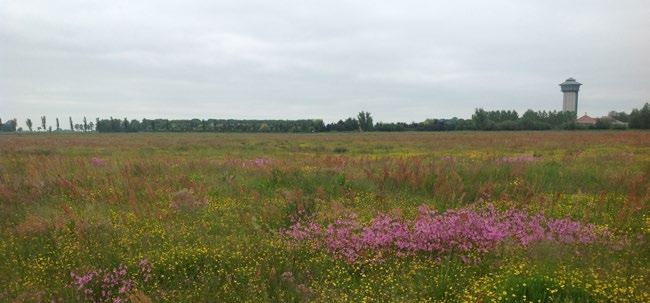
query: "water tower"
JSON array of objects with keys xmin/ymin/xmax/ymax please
[{"xmin": 559, "ymin": 78, "xmax": 581, "ymax": 112}]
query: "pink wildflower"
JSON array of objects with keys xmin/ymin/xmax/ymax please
[
  {"xmin": 91, "ymin": 157, "xmax": 107, "ymax": 167},
  {"xmin": 285, "ymin": 204, "xmax": 612, "ymax": 263}
]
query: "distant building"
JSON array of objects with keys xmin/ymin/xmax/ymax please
[
  {"xmin": 576, "ymin": 113, "xmax": 597, "ymax": 125},
  {"xmin": 560, "ymin": 78, "xmax": 582, "ymax": 112},
  {"xmin": 599, "ymin": 115, "xmax": 628, "ymax": 127},
  {"xmin": 576, "ymin": 113, "xmax": 628, "ymax": 127}
]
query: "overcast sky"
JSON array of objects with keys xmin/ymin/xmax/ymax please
[{"xmin": 1, "ymin": 0, "xmax": 649, "ymax": 126}]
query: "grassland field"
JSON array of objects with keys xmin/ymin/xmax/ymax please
[{"xmin": 0, "ymin": 131, "xmax": 649, "ymax": 302}]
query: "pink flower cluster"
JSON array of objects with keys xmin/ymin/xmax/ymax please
[
  {"xmin": 91, "ymin": 157, "xmax": 107, "ymax": 167},
  {"xmin": 241, "ymin": 157, "xmax": 272, "ymax": 168},
  {"xmin": 285, "ymin": 205, "xmax": 608, "ymax": 262},
  {"xmin": 138, "ymin": 259, "xmax": 152, "ymax": 282},
  {"xmin": 71, "ymin": 260, "xmax": 150, "ymax": 303}
]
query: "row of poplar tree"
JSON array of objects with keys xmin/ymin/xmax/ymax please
[{"xmin": 0, "ymin": 116, "xmax": 94, "ymax": 132}]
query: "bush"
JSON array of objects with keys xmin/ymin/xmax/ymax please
[
  {"xmin": 496, "ymin": 120, "xmax": 520, "ymax": 131},
  {"xmin": 593, "ymin": 119, "xmax": 611, "ymax": 130}
]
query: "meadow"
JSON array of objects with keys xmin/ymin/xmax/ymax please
[{"xmin": 0, "ymin": 131, "xmax": 648, "ymax": 302}]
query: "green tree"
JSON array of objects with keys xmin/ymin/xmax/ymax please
[
  {"xmin": 41, "ymin": 116, "xmax": 46, "ymax": 131},
  {"xmin": 357, "ymin": 111, "xmax": 373, "ymax": 131},
  {"xmin": 128, "ymin": 119, "xmax": 141, "ymax": 132},
  {"xmin": 472, "ymin": 108, "xmax": 493, "ymax": 130},
  {"xmin": 9, "ymin": 119, "xmax": 17, "ymax": 132},
  {"xmin": 69, "ymin": 117, "xmax": 74, "ymax": 131},
  {"xmin": 56, "ymin": 118, "xmax": 60, "ymax": 131},
  {"xmin": 1, "ymin": 118, "xmax": 17, "ymax": 132},
  {"xmin": 629, "ymin": 103, "xmax": 650, "ymax": 129},
  {"xmin": 26, "ymin": 118, "xmax": 33, "ymax": 132},
  {"xmin": 608, "ymin": 111, "xmax": 630, "ymax": 123},
  {"xmin": 594, "ymin": 118, "xmax": 611, "ymax": 129}
]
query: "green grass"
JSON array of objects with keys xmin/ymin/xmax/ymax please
[{"xmin": 0, "ymin": 131, "xmax": 648, "ymax": 302}]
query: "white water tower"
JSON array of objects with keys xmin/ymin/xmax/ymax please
[{"xmin": 559, "ymin": 78, "xmax": 582, "ymax": 112}]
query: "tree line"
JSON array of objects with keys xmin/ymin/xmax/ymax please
[
  {"xmin": 95, "ymin": 118, "xmax": 326, "ymax": 133},
  {"xmin": 331, "ymin": 104, "xmax": 650, "ymax": 131},
  {"xmin": 2, "ymin": 103, "xmax": 649, "ymax": 133}
]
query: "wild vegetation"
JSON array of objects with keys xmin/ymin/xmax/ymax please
[{"xmin": 0, "ymin": 131, "xmax": 648, "ymax": 302}]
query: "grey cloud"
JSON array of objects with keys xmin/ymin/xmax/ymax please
[{"xmin": 1, "ymin": 0, "xmax": 649, "ymax": 127}]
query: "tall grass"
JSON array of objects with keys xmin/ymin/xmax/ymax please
[{"xmin": 0, "ymin": 131, "xmax": 648, "ymax": 302}]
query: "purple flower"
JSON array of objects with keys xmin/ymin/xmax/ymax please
[
  {"xmin": 285, "ymin": 204, "xmax": 612, "ymax": 262},
  {"xmin": 70, "ymin": 263, "xmax": 140, "ymax": 302},
  {"xmin": 91, "ymin": 157, "xmax": 107, "ymax": 167},
  {"xmin": 138, "ymin": 258, "xmax": 153, "ymax": 282},
  {"xmin": 238, "ymin": 157, "xmax": 273, "ymax": 168}
]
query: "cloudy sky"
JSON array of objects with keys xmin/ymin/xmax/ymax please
[{"xmin": 1, "ymin": 0, "xmax": 649, "ymax": 126}]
